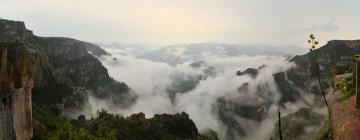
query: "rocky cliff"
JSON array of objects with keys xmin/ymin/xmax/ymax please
[
  {"xmin": 0, "ymin": 42, "xmax": 34, "ymax": 140},
  {"xmin": 0, "ymin": 19, "xmax": 33, "ymax": 42},
  {"xmin": 0, "ymin": 19, "xmax": 134, "ymax": 117},
  {"xmin": 327, "ymin": 39, "xmax": 360, "ymax": 48}
]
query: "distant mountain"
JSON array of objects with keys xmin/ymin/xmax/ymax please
[
  {"xmin": 139, "ymin": 43, "xmax": 306, "ymax": 64},
  {"xmin": 96, "ymin": 42, "xmax": 157, "ymax": 56}
]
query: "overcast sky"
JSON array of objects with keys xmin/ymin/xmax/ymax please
[{"xmin": 1, "ymin": 0, "xmax": 360, "ymax": 47}]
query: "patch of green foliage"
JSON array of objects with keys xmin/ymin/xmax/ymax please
[
  {"xmin": 33, "ymin": 105, "xmax": 212, "ymax": 140},
  {"xmin": 74, "ymin": 110, "xmax": 208, "ymax": 140},
  {"xmin": 338, "ymin": 77, "xmax": 355, "ymax": 101},
  {"xmin": 32, "ymin": 104, "xmax": 103, "ymax": 140}
]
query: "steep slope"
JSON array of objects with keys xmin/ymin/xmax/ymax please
[
  {"xmin": 0, "ymin": 19, "xmax": 134, "ymax": 116},
  {"xmin": 269, "ymin": 39, "xmax": 360, "ymax": 105},
  {"xmin": 0, "ymin": 42, "xmax": 34, "ymax": 140}
]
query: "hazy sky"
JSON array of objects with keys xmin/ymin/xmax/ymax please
[{"xmin": 1, "ymin": 0, "xmax": 360, "ymax": 47}]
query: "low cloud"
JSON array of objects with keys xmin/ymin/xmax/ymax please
[{"xmin": 77, "ymin": 46, "xmax": 326, "ymax": 140}]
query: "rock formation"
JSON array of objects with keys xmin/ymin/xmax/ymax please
[
  {"xmin": 0, "ymin": 42, "xmax": 34, "ymax": 140},
  {"xmin": 0, "ymin": 19, "xmax": 33, "ymax": 42},
  {"xmin": 327, "ymin": 40, "xmax": 360, "ymax": 48}
]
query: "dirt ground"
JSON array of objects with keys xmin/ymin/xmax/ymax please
[{"xmin": 330, "ymin": 91, "xmax": 360, "ymax": 140}]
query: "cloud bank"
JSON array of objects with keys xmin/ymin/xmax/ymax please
[{"xmin": 77, "ymin": 46, "xmax": 326, "ymax": 140}]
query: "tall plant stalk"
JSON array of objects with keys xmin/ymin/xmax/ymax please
[
  {"xmin": 308, "ymin": 34, "xmax": 329, "ymax": 107},
  {"xmin": 278, "ymin": 108, "xmax": 283, "ymax": 140},
  {"xmin": 308, "ymin": 34, "xmax": 332, "ymax": 139}
]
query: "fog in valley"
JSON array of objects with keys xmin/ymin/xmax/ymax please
[{"xmin": 76, "ymin": 44, "xmax": 326, "ymax": 140}]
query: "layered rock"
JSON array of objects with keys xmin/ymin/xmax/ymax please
[{"xmin": 0, "ymin": 42, "xmax": 34, "ymax": 140}]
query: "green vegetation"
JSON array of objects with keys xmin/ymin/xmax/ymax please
[
  {"xmin": 33, "ymin": 105, "xmax": 212, "ymax": 140},
  {"xmin": 338, "ymin": 77, "xmax": 355, "ymax": 101},
  {"xmin": 33, "ymin": 104, "xmax": 101, "ymax": 140}
]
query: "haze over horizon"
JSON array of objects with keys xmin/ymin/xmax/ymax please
[
  {"xmin": 1, "ymin": 0, "xmax": 360, "ymax": 48},
  {"xmin": 2, "ymin": 1, "xmax": 359, "ymax": 139}
]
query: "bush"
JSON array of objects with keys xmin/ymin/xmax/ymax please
[{"xmin": 339, "ymin": 77, "xmax": 355, "ymax": 101}]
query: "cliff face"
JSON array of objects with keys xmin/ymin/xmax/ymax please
[
  {"xmin": 0, "ymin": 42, "xmax": 34, "ymax": 140},
  {"xmin": 327, "ymin": 39, "xmax": 360, "ymax": 48},
  {"xmin": 0, "ymin": 19, "xmax": 33, "ymax": 42},
  {"xmin": 0, "ymin": 19, "xmax": 134, "ymax": 117}
]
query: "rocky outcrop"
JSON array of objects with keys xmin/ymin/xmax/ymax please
[
  {"xmin": 328, "ymin": 39, "xmax": 360, "ymax": 48},
  {"xmin": 0, "ymin": 42, "xmax": 34, "ymax": 140},
  {"xmin": 236, "ymin": 68, "xmax": 259, "ymax": 78},
  {"xmin": 235, "ymin": 66, "xmax": 301, "ymax": 103},
  {"xmin": 0, "ymin": 19, "xmax": 33, "ymax": 42},
  {"xmin": 291, "ymin": 39, "xmax": 360, "ymax": 78}
]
